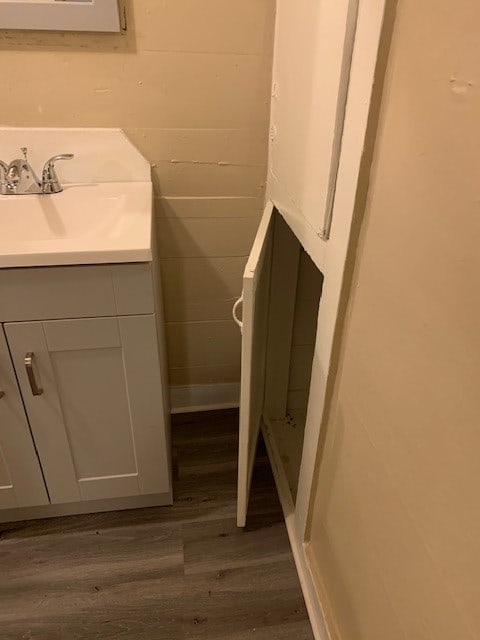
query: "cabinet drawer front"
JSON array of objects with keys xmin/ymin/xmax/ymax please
[
  {"xmin": 0, "ymin": 263, "xmax": 154, "ymax": 322},
  {"xmin": 4, "ymin": 316, "xmax": 171, "ymax": 505}
]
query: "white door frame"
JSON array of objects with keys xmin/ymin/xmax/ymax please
[{"xmin": 267, "ymin": 0, "xmax": 388, "ymax": 545}]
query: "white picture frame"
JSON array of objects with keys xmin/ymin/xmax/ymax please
[{"xmin": 0, "ymin": 0, "xmax": 121, "ymax": 32}]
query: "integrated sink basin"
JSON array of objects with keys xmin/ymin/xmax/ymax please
[
  {"xmin": 0, "ymin": 182, "xmax": 153, "ymax": 268},
  {"xmin": 0, "ymin": 127, "xmax": 153, "ymax": 268}
]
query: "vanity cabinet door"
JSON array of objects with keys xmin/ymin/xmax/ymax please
[
  {"xmin": 0, "ymin": 329, "xmax": 49, "ymax": 509},
  {"xmin": 4, "ymin": 316, "xmax": 171, "ymax": 506}
]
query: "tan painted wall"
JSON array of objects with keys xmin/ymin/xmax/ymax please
[
  {"xmin": 308, "ymin": 0, "xmax": 480, "ymax": 638},
  {"xmin": 0, "ymin": 0, "xmax": 275, "ymax": 389}
]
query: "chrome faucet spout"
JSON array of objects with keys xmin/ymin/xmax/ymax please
[
  {"xmin": 42, "ymin": 154, "xmax": 74, "ymax": 194},
  {"xmin": 0, "ymin": 148, "xmax": 74, "ymax": 196}
]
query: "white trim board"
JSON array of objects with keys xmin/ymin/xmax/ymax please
[
  {"xmin": 169, "ymin": 383, "xmax": 240, "ymax": 414},
  {"xmin": 259, "ymin": 0, "xmax": 388, "ymax": 634},
  {"xmin": 266, "ymin": 0, "xmax": 387, "ymax": 545},
  {"xmin": 295, "ymin": 0, "xmax": 387, "ymax": 543},
  {"xmin": 268, "ymin": 0, "xmax": 360, "ymax": 241},
  {"xmin": 262, "ymin": 420, "xmax": 331, "ymax": 640}
]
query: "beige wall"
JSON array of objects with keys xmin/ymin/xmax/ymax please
[
  {"xmin": 308, "ymin": 0, "xmax": 480, "ymax": 638},
  {"xmin": 0, "ymin": 0, "xmax": 275, "ymax": 389}
]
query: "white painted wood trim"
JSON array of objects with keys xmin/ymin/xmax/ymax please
[
  {"xmin": 321, "ymin": 0, "xmax": 360, "ymax": 240},
  {"xmin": 294, "ymin": 0, "xmax": 388, "ymax": 544},
  {"xmin": 169, "ymin": 383, "xmax": 240, "ymax": 414},
  {"xmin": 236, "ymin": 201, "xmax": 275, "ymax": 527},
  {"xmin": 263, "ymin": 0, "xmax": 387, "ymax": 544},
  {"xmin": 257, "ymin": 0, "xmax": 388, "ymax": 627},
  {"xmin": 269, "ymin": 187, "xmax": 327, "ymax": 274},
  {"xmin": 268, "ymin": 0, "xmax": 360, "ymax": 239},
  {"xmin": 262, "ymin": 420, "xmax": 331, "ymax": 640},
  {"xmin": 0, "ymin": 0, "xmax": 121, "ymax": 32}
]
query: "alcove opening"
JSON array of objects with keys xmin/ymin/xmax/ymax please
[{"xmin": 263, "ymin": 211, "xmax": 323, "ymax": 504}]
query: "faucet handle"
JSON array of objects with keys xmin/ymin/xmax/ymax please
[
  {"xmin": 21, "ymin": 147, "xmax": 28, "ymax": 161},
  {"xmin": 42, "ymin": 153, "xmax": 74, "ymax": 194},
  {"xmin": 0, "ymin": 160, "xmax": 8, "ymax": 195}
]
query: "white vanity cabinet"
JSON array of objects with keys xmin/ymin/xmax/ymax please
[{"xmin": 0, "ymin": 261, "xmax": 172, "ymax": 523}]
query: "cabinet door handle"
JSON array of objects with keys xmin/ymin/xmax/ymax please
[
  {"xmin": 232, "ymin": 294, "xmax": 243, "ymax": 334},
  {"xmin": 0, "ymin": 389, "xmax": 4, "ymax": 399},
  {"xmin": 24, "ymin": 352, "xmax": 43, "ymax": 396}
]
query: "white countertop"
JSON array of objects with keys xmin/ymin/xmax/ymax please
[
  {"xmin": 0, "ymin": 182, "xmax": 153, "ymax": 268},
  {"xmin": 0, "ymin": 128, "xmax": 154, "ymax": 269}
]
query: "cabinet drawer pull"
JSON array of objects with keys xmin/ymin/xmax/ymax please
[
  {"xmin": 232, "ymin": 295, "xmax": 244, "ymax": 334},
  {"xmin": 25, "ymin": 352, "xmax": 43, "ymax": 396}
]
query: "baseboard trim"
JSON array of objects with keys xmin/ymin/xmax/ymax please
[
  {"xmin": 0, "ymin": 492, "xmax": 173, "ymax": 524},
  {"xmin": 262, "ymin": 420, "xmax": 331, "ymax": 640},
  {"xmin": 170, "ymin": 382, "xmax": 240, "ymax": 414}
]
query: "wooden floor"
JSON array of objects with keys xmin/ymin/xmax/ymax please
[{"xmin": 0, "ymin": 409, "xmax": 314, "ymax": 639}]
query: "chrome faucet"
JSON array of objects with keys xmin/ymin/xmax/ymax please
[
  {"xmin": 42, "ymin": 153, "xmax": 75, "ymax": 194},
  {"xmin": 0, "ymin": 160, "xmax": 8, "ymax": 195},
  {"xmin": 0, "ymin": 147, "xmax": 74, "ymax": 195}
]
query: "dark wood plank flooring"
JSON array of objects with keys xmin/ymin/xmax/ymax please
[{"xmin": 0, "ymin": 409, "xmax": 314, "ymax": 639}]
